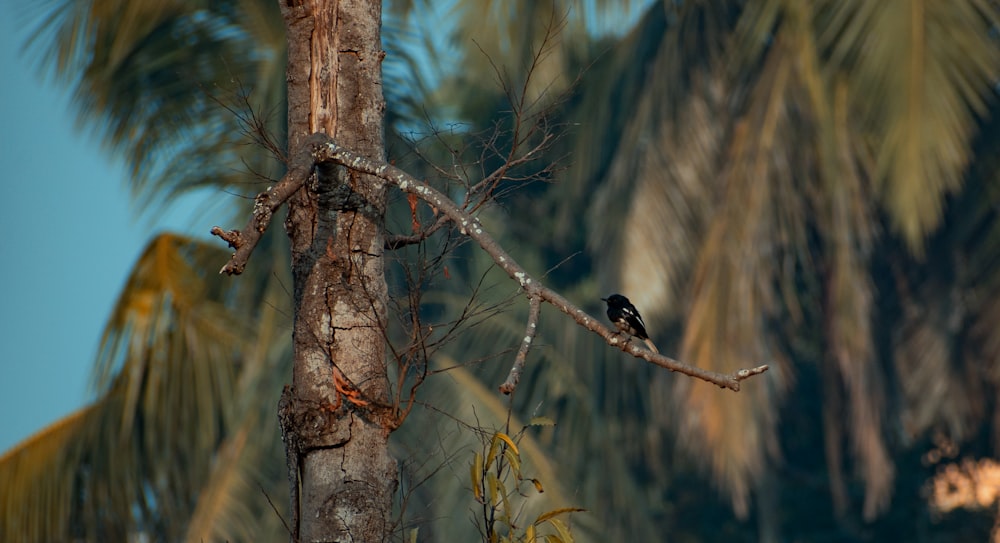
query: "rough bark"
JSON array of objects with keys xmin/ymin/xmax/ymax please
[{"xmin": 277, "ymin": 1, "xmax": 396, "ymax": 541}]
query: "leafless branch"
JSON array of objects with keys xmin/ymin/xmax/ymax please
[
  {"xmin": 210, "ymin": 135, "xmax": 322, "ymax": 275},
  {"xmin": 310, "ymin": 137, "xmax": 770, "ymax": 392},
  {"xmin": 212, "ymin": 131, "xmax": 770, "ymax": 391},
  {"xmin": 498, "ymin": 295, "xmax": 541, "ymax": 394},
  {"xmin": 384, "ymin": 214, "xmax": 452, "ymax": 250}
]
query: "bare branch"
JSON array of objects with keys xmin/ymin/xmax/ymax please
[
  {"xmin": 213, "ymin": 131, "xmax": 769, "ymax": 390},
  {"xmin": 210, "ymin": 135, "xmax": 322, "ymax": 275},
  {"xmin": 384, "ymin": 214, "xmax": 452, "ymax": 250},
  {"xmin": 498, "ymin": 295, "xmax": 541, "ymax": 395},
  {"xmin": 309, "ymin": 136, "xmax": 770, "ymax": 392}
]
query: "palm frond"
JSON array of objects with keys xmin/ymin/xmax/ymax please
[
  {"xmin": 1, "ymin": 233, "xmax": 290, "ymax": 542},
  {"xmin": 896, "ymin": 110, "xmax": 1000, "ymax": 454},
  {"xmin": 26, "ymin": 0, "xmax": 287, "ymax": 214},
  {"xmin": 583, "ymin": 0, "xmax": 742, "ymax": 322},
  {"xmin": 674, "ymin": 57, "xmax": 796, "ymax": 510},
  {"xmin": 183, "ymin": 422, "xmax": 267, "ymax": 543},
  {"xmin": 820, "ymin": 0, "xmax": 1000, "ymax": 251},
  {"xmin": 446, "ymin": 0, "xmax": 648, "ymax": 119},
  {"xmin": 0, "ymin": 407, "xmax": 91, "ymax": 541}
]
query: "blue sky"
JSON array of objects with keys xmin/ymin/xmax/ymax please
[{"xmin": 0, "ymin": 7, "xmax": 214, "ymax": 452}]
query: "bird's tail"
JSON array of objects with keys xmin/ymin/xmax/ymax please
[{"xmin": 643, "ymin": 338, "xmax": 659, "ymax": 354}]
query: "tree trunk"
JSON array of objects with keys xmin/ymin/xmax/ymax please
[{"xmin": 278, "ymin": 1, "xmax": 396, "ymax": 541}]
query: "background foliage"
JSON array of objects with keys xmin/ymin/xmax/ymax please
[{"xmin": 3, "ymin": 0, "xmax": 1000, "ymax": 541}]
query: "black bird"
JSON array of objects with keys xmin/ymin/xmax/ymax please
[{"xmin": 602, "ymin": 294, "xmax": 659, "ymax": 353}]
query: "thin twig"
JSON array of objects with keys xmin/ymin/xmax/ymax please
[
  {"xmin": 259, "ymin": 484, "xmax": 296, "ymax": 542},
  {"xmin": 498, "ymin": 295, "xmax": 541, "ymax": 394},
  {"xmin": 384, "ymin": 214, "xmax": 452, "ymax": 250}
]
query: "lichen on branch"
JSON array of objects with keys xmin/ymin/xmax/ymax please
[{"xmin": 212, "ymin": 134, "xmax": 770, "ymax": 392}]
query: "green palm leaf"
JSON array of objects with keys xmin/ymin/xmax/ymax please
[
  {"xmin": 820, "ymin": 0, "xmax": 1000, "ymax": 250},
  {"xmin": 0, "ymin": 234, "xmax": 289, "ymax": 542},
  {"xmin": 0, "ymin": 407, "xmax": 91, "ymax": 541}
]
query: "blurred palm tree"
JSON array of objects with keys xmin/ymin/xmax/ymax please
[
  {"xmin": 5, "ymin": 0, "xmax": 1000, "ymax": 542},
  {"xmin": 448, "ymin": 0, "xmax": 1000, "ymax": 541},
  {"xmin": 3, "ymin": 1, "xmax": 296, "ymax": 540}
]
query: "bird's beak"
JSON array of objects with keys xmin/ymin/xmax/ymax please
[{"xmin": 600, "ymin": 297, "xmax": 608, "ymax": 302}]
